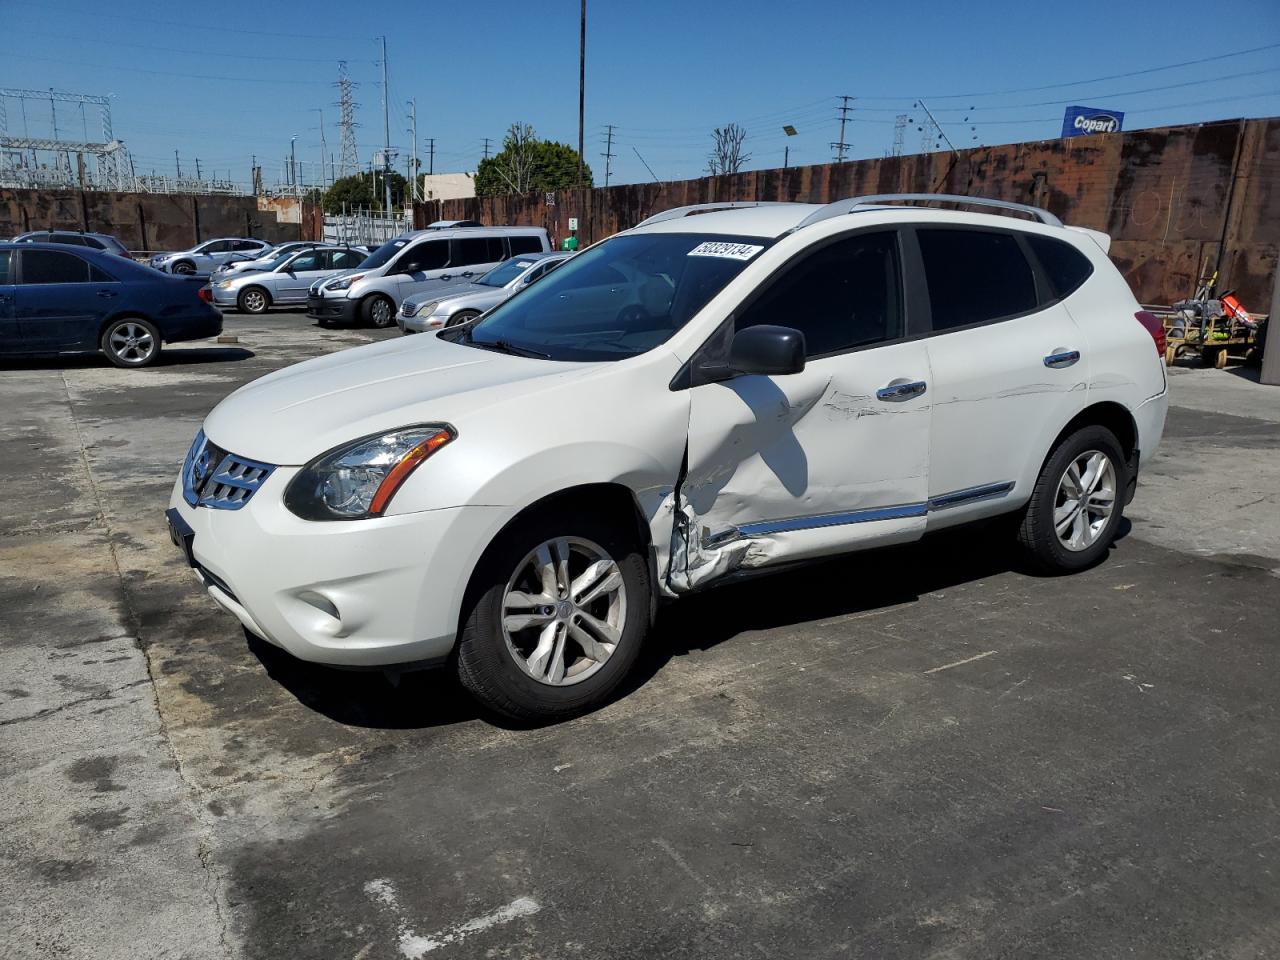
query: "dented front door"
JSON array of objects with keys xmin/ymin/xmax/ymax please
[{"xmin": 672, "ymin": 339, "xmax": 933, "ymax": 590}]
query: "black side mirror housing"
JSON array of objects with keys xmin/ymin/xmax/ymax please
[{"xmin": 729, "ymin": 325, "xmax": 806, "ymax": 376}]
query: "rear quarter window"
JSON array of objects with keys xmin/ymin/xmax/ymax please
[
  {"xmin": 917, "ymin": 229, "xmax": 1038, "ymax": 331},
  {"xmin": 1026, "ymin": 234, "xmax": 1094, "ymax": 301},
  {"xmin": 508, "ymin": 235, "xmax": 544, "ymax": 255}
]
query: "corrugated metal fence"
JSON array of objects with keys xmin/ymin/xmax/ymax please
[{"xmin": 423, "ymin": 118, "xmax": 1280, "ymax": 310}]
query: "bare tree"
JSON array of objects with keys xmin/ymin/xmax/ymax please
[
  {"xmin": 494, "ymin": 122, "xmax": 538, "ymax": 194},
  {"xmin": 707, "ymin": 123, "xmax": 750, "ymax": 175}
]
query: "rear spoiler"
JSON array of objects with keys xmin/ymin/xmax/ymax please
[{"xmin": 1065, "ymin": 225, "xmax": 1111, "ymax": 254}]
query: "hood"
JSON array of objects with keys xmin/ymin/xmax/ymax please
[
  {"xmin": 404, "ymin": 280, "xmax": 486, "ymax": 306},
  {"xmin": 202, "ymin": 332, "xmax": 593, "ymax": 464}
]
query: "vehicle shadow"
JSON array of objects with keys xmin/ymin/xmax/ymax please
[
  {"xmin": 252, "ymin": 518, "xmax": 1130, "ymax": 731},
  {"xmin": 0, "ymin": 347, "xmax": 254, "ymax": 370}
]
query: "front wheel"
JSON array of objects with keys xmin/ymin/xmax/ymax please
[
  {"xmin": 1017, "ymin": 425, "xmax": 1127, "ymax": 573},
  {"xmin": 445, "ymin": 309, "xmax": 481, "ymax": 328},
  {"xmin": 101, "ymin": 317, "xmax": 161, "ymax": 368},
  {"xmin": 455, "ymin": 512, "xmax": 650, "ymax": 722},
  {"xmin": 171, "ymin": 260, "xmax": 196, "ymax": 276},
  {"xmin": 362, "ymin": 295, "xmax": 395, "ymax": 328},
  {"xmin": 237, "ymin": 286, "xmax": 271, "ymax": 314}
]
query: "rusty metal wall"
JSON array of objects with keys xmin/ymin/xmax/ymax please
[
  {"xmin": 430, "ymin": 118, "xmax": 1280, "ymax": 309},
  {"xmin": 0, "ymin": 190, "xmax": 322, "ymax": 252}
]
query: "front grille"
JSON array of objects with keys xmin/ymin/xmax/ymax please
[{"xmin": 181, "ymin": 429, "xmax": 276, "ymax": 511}]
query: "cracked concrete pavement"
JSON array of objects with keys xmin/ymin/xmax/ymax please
[{"xmin": 1, "ymin": 313, "xmax": 1278, "ymax": 959}]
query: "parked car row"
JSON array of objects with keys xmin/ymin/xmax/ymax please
[
  {"xmin": 212, "ymin": 245, "xmax": 370, "ymax": 313},
  {"xmin": 398, "ymin": 252, "xmax": 571, "ymax": 332}
]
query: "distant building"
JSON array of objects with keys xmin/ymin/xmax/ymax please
[{"xmin": 421, "ymin": 172, "xmax": 476, "ymax": 201}]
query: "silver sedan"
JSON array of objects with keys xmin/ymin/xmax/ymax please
[
  {"xmin": 211, "ymin": 246, "xmax": 369, "ymax": 313},
  {"xmin": 399, "ymin": 252, "xmax": 571, "ymax": 333}
]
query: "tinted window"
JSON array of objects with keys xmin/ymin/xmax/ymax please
[
  {"xmin": 0, "ymin": 250, "xmax": 10, "ymax": 284},
  {"xmin": 360, "ymin": 237, "xmax": 409, "ymax": 269},
  {"xmin": 287, "ymin": 251, "xmax": 321, "ymax": 272},
  {"xmin": 451, "ymin": 236, "xmax": 494, "ymax": 267},
  {"xmin": 331, "ymin": 249, "xmax": 364, "ymax": 269},
  {"xmin": 53, "ymin": 233, "xmax": 89, "ymax": 246},
  {"xmin": 395, "ymin": 240, "xmax": 448, "ymax": 273},
  {"xmin": 509, "ymin": 235, "xmax": 544, "ymax": 255},
  {"xmin": 201, "ymin": 240, "xmax": 231, "ymax": 254},
  {"xmin": 89, "ymin": 264, "xmax": 116, "ymax": 282},
  {"xmin": 80, "ymin": 236, "xmax": 106, "ymax": 250},
  {"xmin": 918, "ymin": 229, "xmax": 1037, "ymax": 330},
  {"xmin": 737, "ymin": 231, "xmax": 902, "ymax": 357},
  {"xmin": 20, "ymin": 249, "xmax": 91, "ymax": 284},
  {"xmin": 234, "ymin": 239, "xmax": 264, "ymax": 251},
  {"xmin": 1027, "ymin": 234, "xmax": 1094, "ymax": 301}
]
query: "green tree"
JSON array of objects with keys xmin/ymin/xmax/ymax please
[
  {"xmin": 322, "ymin": 171, "xmax": 409, "ymax": 213},
  {"xmin": 475, "ymin": 123, "xmax": 593, "ymax": 197}
]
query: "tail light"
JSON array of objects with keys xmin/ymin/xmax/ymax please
[
  {"xmin": 1135, "ymin": 310, "xmax": 1165, "ymax": 356},
  {"xmin": 197, "ymin": 286, "xmax": 214, "ymax": 304}
]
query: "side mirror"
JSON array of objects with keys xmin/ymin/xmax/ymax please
[{"xmin": 729, "ymin": 325, "xmax": 806, "ymax": 376}]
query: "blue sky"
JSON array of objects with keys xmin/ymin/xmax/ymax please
[{"xmin": 3, "ymin": 0, "xmax": 1279, "ymax": 190}]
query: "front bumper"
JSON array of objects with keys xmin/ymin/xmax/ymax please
[
  {"xmin": 307, "ymin": 295, "xmax": 360, "ymax": 324},
  {"xmin": 166, "ymin": 474, "xmax": 507, "ymax": 668},
  {"xmin": 401, "ymin": 311, "xmax": 446, "ymax": 333},
  {"xmin": 211, "ymin": 285, "xmax": 239, "ymax": 307}
]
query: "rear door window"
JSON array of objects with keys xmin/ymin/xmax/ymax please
[
  {"xmin": 53, "ymin": 233, "xmax": 89, "ymax": 246},
  {"xmin": 508, "ymin": 235, "xmax": 544, "ymax": 255},
  {"xmin": 451, "ymin": 236, "xmax": 493, "ymax": 267},
  {"xmin": 917, "ymin": 229, "xmax": 1038, "ymax": 331},
  {"xmin": 1026, "ymin": 234, "xmax": 1094, "ymax": 302},
  {"xmin": 330, "ymin": 249, "xmax": 364, "ymax": 269},
  {"xmin": 19, "ymin": 249, "xmax": 92, "ymax": 283},
  {"xmin": 0, "ymin": 250, "xmax": 11, "ymax": 284}
]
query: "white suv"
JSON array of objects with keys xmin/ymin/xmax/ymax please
[{"xmin": 166, "ymin": 194, "xmax": 1169, "ymax": 721}]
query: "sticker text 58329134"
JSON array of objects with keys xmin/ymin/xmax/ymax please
[{"xmin": 687, "ymin": 241, "xmax": 765, "ymax": 261}]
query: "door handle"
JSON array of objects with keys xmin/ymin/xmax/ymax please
[
  {"xmin": 876, "ymin": 379, "xmax": 928, "ymax": 402},
  {"xmin": 1043, "ymin": 349, "xmax": 1080, "ymax": 368},
  {"xmin": 461, "ymin": 271, "xmax": 474, "ymax": 277},
  {"xmin": 96, "ymin": 290, "xmax": 117, "ymax": 298}
]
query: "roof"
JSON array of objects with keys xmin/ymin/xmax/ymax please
[{"xmin": 634, "ymin": 204, "xmax": 823, "ymax": 238}]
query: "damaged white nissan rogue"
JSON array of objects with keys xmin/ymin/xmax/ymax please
[{"xmin": 166, "ymin": 194, "xmax": 1169, "ymax": 721}]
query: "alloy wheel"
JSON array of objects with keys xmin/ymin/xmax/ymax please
[
  {"xmin": 370, "ymin": 299, "xmax": 392, "ymax": 326},
  {"xmin": 242, "ymin": 290, "xmax": 267, "ymax": 312},
  {"xmin": 107, "ymin": 322, "xmax": 156, "ymax": 365},
  {"xmin": 1053, "ymin": 450, "xmax": 1116, "ymax": 551},
  {"xmin": 501, "ymin": 537, "xmax": 627, "ymax": 686}
]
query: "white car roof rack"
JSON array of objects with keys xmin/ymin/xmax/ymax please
[
  {"xmin": 634, "ymin": 201, "xmax": 796, "ymax": 229},
  {"xmin": 790, "ymin": 193, "xmax": 1063, "ymax": 232}
]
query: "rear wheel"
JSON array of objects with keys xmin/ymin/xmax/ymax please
[
  {"xmin": 101, "ymin": 317, "xmax": 161, "ymax": 368},
  {"xmin": 456, "ymin": 511, "xmax": 649, "ymax": 722},
  {"xmin": 1017, "ymin": 425, "xmax": 1127, "ymax": 573},
  {"xmin": 362, "ymin": 294, "xmax": 395, "ymax": 328},
  {"xmin": 237, "ymin": 286, "xmax": 271, "ymax": 314}
]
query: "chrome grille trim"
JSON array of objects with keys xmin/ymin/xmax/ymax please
[{"xmin": 181, "ymin": 429, "xmax": 276, "ymax": 511}]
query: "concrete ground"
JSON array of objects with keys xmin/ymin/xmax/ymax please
[{"xmin": 2, "ymin": 311, "xmax": 1277, "ymax": 960}]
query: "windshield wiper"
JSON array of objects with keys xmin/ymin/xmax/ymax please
[{"xmin": 467, "ymin": 336, "xmax": 552, "ymax": 360}]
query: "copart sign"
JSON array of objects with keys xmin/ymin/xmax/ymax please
[{"xmin": 1062, "ymin": 105, "xmax": 1124, "ymax": 138}]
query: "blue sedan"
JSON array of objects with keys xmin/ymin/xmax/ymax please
[{"xmin": 0, "ymin": 242, "xmax": 223, "ymax": 368}]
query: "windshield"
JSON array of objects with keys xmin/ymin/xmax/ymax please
[
  {"xmin": 461, "ymin": 233, "xmax": 771, "ymax": 361},
  {"xmin": 480, "ymin": 258, "xmax": 538, "ymax": 287},
  {"xmin": 360, "ymin": 237, "xmax": 410, "ymax": 269}
]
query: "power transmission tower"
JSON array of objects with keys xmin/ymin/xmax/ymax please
[
  {"xmin": 335, "ymin": 61, "xmax": 359, "ymax": 178},
  {"xmin": 892, "ymin": 114, "xmax": 907, "ymax": 157},
  {"xmin": 600, "ymin": 124, "xmax": 616, "ymax": 187},
  {"xmin": 831, "ymin": 94, "xmax": 853, "ymax": 162}
]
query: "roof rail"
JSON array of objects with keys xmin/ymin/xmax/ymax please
[
  {"xmin": 634, "ymin": 201, "xmax": 795, "ymax": 229},
  {"xmin": 790, "ymin": 193, "xmax": 1063, "ymax": 232}
]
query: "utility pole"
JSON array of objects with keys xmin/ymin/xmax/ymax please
[
  {"xmin": 831, "ymin": 94, "xmax": 853, "ymax": 162},
  {"xmin": 290, "ymin": 136, "xmax": 298, "ymax": 196},
  {"xmin": 577, "ymin": 0, "xmax": 586, "ymax": 238},
  {"xmin": 315, "ymin": 108, "xmax": 328, "ymax": 188},
  {"xmin": 407, "ymin": 98, "xmax": 418, "ymax": 202},
  {"xmin": 174, "ymin": 149, "xmax": 181, "ymax": 178},
  {"xmin": 425, "ymin": 138, "xmax": 435, "ymax": 176},
  {"xmin": 379, "ymin": 36, "xmax": 392, "ymax": 215},
  {"xmin": 892, "ymin": 114, "xmax": 907, "ymax": 157},
  {"xmin": 195, "ymin": 157, "xmax": 201, "ymax": 180},
  {"xmin": 600, "ymin": 123, "xmax": 616, "ymax": 187},
  {"xmin": 482, "ymin": 137, "xmax": 491, "ymax": 160}
]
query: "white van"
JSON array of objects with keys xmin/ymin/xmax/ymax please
[{"xmin": 306, "ymin": 225, "xmax": 550, "ymax": 327}]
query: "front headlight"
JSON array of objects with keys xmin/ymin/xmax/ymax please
[
  {"xmin": 215, "ymin": 280, "xmax": 233, "ymax": 289},
  {"xmin": 283, "ymin": 425, "xmax": 455, "ymax": 521},
  {"xmin": 325, "ymin": 273, "xmax": 365, "ymax": 292}
]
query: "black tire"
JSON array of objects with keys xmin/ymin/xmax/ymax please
[
  {"xmin": 237, "ymin": 286, "xmax": 271, "ymax": 314},
  {"xmin": 1017, "ymin": 424, "xmax": 1128, "ymax": 573},
  {"xmin": 446, "ymin": 309, "xmax": 482, "ymax": 328},
  {"xmin": 101, "ymin": 317, "xmax": 162, "ymax": 368},
  {"xmin": 171, "ymin": 260, "xmax": 196, "ymax": 276},
  {"xmin": 361, "ymin": 294, "xmax": 395, "ymax": 328},
  {"xmin": 456, "ymin": 510, "xmax": 650, "ymax": 722}
]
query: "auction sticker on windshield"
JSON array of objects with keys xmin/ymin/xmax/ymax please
[{"xmin": 687, "ymin": 241, "xmax": 764, "ymax": 260}]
